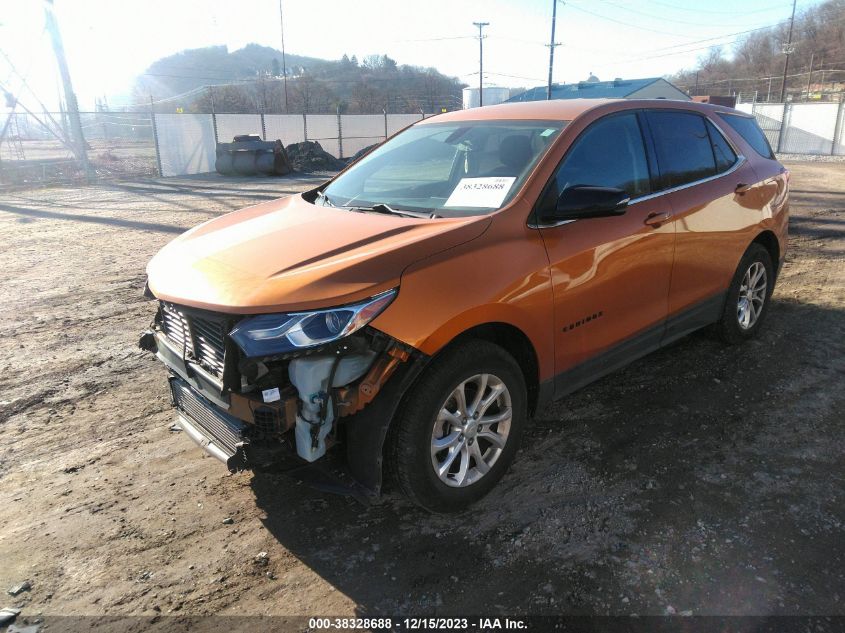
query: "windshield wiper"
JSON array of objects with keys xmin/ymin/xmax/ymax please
[{"xmin": 360, "ymin": 203, "xmax": 439, "ymax": 219}]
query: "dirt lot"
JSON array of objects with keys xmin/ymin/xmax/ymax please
[
  {"xmin": 0, "ymin": 139, "xmax": 157, "ymax": 187},
  {"xmin": 0, "ymin": 163, "xmax": 843, "ymax": 624}
]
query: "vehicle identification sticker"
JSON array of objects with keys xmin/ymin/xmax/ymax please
[
  {"xmin": 444, "ymin": 177, "xmax": 516, "ymax": 208},
  {"xmin": 262, "ymin": 387, "xmax": 281, "ymax": 403}
]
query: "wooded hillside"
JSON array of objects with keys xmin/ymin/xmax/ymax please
[
  {"xmin": 135, "ymin": 44, "xmax": 464, "ymax": 114},
  {"xmin": 672, "ymin": 0, "xmax": 845, "ymax": 99}
]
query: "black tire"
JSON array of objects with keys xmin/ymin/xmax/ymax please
[
  {"xmin": 387, "ymin": 339, "xmax": 526, "ymax": 513},
  {"xmin": 714, "ymin": 243, "xmax": 774, "ymax": 344}
]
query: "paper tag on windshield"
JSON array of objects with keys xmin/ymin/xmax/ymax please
[
  {"xmin": 444, "ymin": 177, "xmax": 516, "ymax": 208},
  {"xmin": 262, "ymin": 387, "xmax": 281, "ymax": 403}
]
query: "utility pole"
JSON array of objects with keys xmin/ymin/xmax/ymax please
[
  {"xmin": 279, "ymin": 0, "xmax": 289, "ymax": 112},
  {"xmin": 546, "ymin": 0, "xmax": 561, "ymax": 100},
  {"xmin": 779, "ymin": 0, "xmax": 797, "ymax": 103},
  {"xmin": 44, "ymin": 0, "xmax": 92, "ymax": 181},
  {"xmin": 261, "ymin": 73, "xmax": 268, "ymax": 113},
  {"xmin": 819, "ymin": 57, "xmax": 825, "ymax": 95},
  {"xmin": 473, "ymin": 21, "xmax": 489, "ymax": 107},
  {"xmin": 805, "ymin": 52, "xmax": 814, "ymax": 100}
]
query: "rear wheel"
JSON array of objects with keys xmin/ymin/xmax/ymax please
[
  {"xmin": 388, "ymin": 340, "xmax": 526, "ymax": 512},
  {"xmin": 714, "ymin": 243, "xmax": 774, "ymax": 344}
]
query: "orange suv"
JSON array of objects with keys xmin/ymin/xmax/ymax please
[{"xmin": 141, "ymin": 99, "xmax": 789, "ymax": 511}]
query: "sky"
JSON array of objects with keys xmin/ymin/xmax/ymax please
[{"xmin": 0, "ymin": 0, "xmax": 817, "ymax": 111}]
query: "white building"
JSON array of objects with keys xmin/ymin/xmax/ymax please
[{"xmin": 462, "ymin": 87, "xmax": 511, "ymax": 109}]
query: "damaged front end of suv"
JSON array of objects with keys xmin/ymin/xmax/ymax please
[{"xmin": 139, "ymin": 286, "xmax": 425, "ymax": 499}]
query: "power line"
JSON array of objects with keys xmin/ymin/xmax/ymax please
[
  {"xmin": 476, "ymin": 70, "xmax": 548, "ymax": 82},
  {"xmin": 583, "ymin": 15, "xmax": 812, "ymax": 70},
  {"xmin": 141, "ymin": 71, "xmax": 257, "ymax": 81},
  {"xmin": 675, "ymin": 66, "xmax": 845, "ymax": 87},
  {"xmin": 605, "ymin": 9, "xmax": 845, "ymax": 65},
  {"xmin": 387, "ymin": 35, "xmax": 476, "ymax": 43},
  {"xmin": 597, "ymin": 0, "xmax": 789, "ymax": 26},
  {"xmin": 588, "ymin": 17, "xmax": 792, "ymax": 61},
  {"xmin": 566, "ymin": 2, "xmax": 703, "ymax": 38},
  {"xmin": 644, "ymin": 0, "xmax": 793, "ymax": 15},
  {"xmin": 488, "ymin": 35, "xmax": 547, "ymax": 46}
]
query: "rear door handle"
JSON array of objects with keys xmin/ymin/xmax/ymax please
[
  {"xmin": 735, "ymin": 182, "xmax": 753, "ymax": 194},
  {"xmin": 644, "ymin": 212, "xmax": 671, "ymax": 227}
]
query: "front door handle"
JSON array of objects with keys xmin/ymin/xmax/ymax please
[
  {"xmin": 735, "ymin": 182, "xmax": 753, "ymax": 194},
  {"xmin": 644, "ymin": 211, "xmax": 671, "ymax": 227}
]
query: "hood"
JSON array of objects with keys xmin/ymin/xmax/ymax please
[{"xmin": 147, "ymin": 194, "xmax": 490, "ymax": 313}]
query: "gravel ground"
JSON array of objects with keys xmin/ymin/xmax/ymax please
[
  {"xmin": 0, "ymin": 163, "xmax": 842, "ymax": 624},
  {"xmin": 775, "ymin": 153, "xmax": 845, "ymax": 163}
]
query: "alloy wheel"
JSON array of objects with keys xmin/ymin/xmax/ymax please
[
  {"xmin": 430, "ymin": 373, "xmax": 512, "ymax": 488},
  {"xmin": 737, "ymin": 261, "xmax": 767, "ymax": 330}
]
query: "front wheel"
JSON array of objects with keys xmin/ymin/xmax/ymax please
[{"xmin": 387, "ymin": 340, "xmax": 526, "ymax": 512}]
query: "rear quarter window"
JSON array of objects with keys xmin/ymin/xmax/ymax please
[
  {"xmin": 718, "ymin": 113, "xmax": 775, "ymax": 159},
  {"xmin": 705, "ymin": 120, "xmax": 738, "ymax": 173},
  {"xmin": 646, "ymin": 111, "xmax": 717, "ymax": 189}
]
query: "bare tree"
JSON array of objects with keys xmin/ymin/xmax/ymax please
[{"xmin": 291, "ymin": 73, "xmax": 334, "ymax": 112}]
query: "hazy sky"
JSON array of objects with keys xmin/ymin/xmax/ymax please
[{"xmin": 0, "ymin": 0, "xmax": 813, "ymax": 110}]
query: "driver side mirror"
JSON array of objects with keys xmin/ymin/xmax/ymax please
[{"xmin": 539, "ymin": 185, "xmax": 630, "ymax": 224}]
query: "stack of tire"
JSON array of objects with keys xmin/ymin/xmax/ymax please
[{"xmin": 215, "ymin": 135, "xmax": 292, "ymax": 176}]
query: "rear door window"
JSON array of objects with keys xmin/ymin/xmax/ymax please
[
  {"xmin": 550, "ymin": 112, "xmax": 651, "ymax": 200},
  {"xmin": 647, "ymin": 111, "xmax": 717, "ymax": 189},
  {"xmin": 718, "ymin": 113, "xmax": 775, "ymax": 159}
]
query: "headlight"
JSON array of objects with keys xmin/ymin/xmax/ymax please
[{"xmin": 229, "ymin": 289, "xmax": 396, "ymax": 357}]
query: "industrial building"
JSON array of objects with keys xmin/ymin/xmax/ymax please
[{"xmin": 507, "ymin": 76, "xmax": 690, "ymax": 102}]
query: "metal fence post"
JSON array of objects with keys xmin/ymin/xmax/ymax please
[
  {"xmin": 337, "ymin": 105, "xmax": 343, "ymax": 158},
  {"xmin": 303, "ymin": 112, "xmax": 308, "ymax": 141},
  {"xmin": 149, "ymin": 95, "xmax": 163, "ymax": 177},
  {"xmin": 831, "ymin": 100, "xmax": 845, "ymax": 156},
  {"xmin": 776, "ymin": 102, "xmax": 790, "ymax": 153},
  {"xmin": 383, "ymin": 108, "xmax": 388, "ymax": 140},
  {"xmin": 209, "ymin": 87, "xmax": 219, "ymax": 146}
]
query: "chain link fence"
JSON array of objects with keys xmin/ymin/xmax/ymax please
[
  {"xmin": 153, "ymin": 110, "xmax": 434, "ymax": 178},
  {"xmin": 0, "ymin": 111, "xmax": 158, "ymax": 187},
  {"xmin": 1, "ymin": 108, "xmax": 436, "ymax": 185},
  {"xmin": 737, "ymin": 101, "xmax": 845, "ymax": 155},
  {"xmin": 15, "ymin": 100, "xmax": 841, "ymax": 186}
]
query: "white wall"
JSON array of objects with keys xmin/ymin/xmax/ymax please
[
  {"xmin": 215, "ymin": 114, "xmax": 262, "ymax": 143},
  {"xmin": 264, "ymin": 114, "xmax": 306, "ymax": 146},
  {"xmin": 153, "ymin": 112, "xmax": 429, "ymax": 176}
]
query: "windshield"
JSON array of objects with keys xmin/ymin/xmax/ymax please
[{"xmin": 319, "ymin": 120, "xmax": 566, "ymax": 217}]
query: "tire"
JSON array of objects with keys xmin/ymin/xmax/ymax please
[
  {"xmin": 387, "ymin": 340, "xmax": 527, "ymax": 513},
  {"xmin": 714, "ymin": 243, "xmax": 774, "ymax": 344}
]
